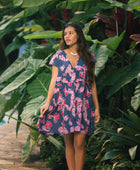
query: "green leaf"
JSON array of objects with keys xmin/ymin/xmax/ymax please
[
  {"xmin": 85, "ymin": 35, "xmax": 92, "ymax": 41},
  {"xmin": 103, "ymin": 31, "xmax": 125, "ymax": 57},
  {"xmin": 24, "ymin": 7, "xmax": 39, "ymax": 17},
  {"xmin": 24, "ymin": 30, "xmax": 62, "ymax": 39},
  {"xmin": 116, "ymin": 118, "xmax": 135, "ymax": 130},
  {"xmin": 131, "ymin": 73, "xmax": 140, "ymax": 111},
  {"xmin": 105, "ymin": 131, "xmax": 140, "ymax": 145},
  {"xmin": 47, "ymin": 136, "xmax": 64, "ymax": 150},
  {"xmin": 21, "ymin": 0, "xmax": 53, "ymax": 7},
  {"xmin": 116, "ymin": 119, "xmax": 138, "ymax": 137},
  {"xmin": 22, "ymin": 24, "xmax": 44, "ymax": 33},
  {"xmin": 104, "ymin": 0, "xmax": 133, "ymax": 11},
  {"xmin": 83, "ymin": 19, "xmax": 98, "ymax": 35},
  {"xmin": 13, "ymin": 10, "xmax": 24, "ymax": 20},
  {"xmin": 4, "ymin": 89, "xmax": 20, "ymax": 112},
  {"xmin": 22, "ymin": 135, "xmax": 31, "ymax": 162},
  {"xmin": 20, "ymin": 95, "xmax": 45, "ymax": 120},
  {"xmin": 39, "ymin": 53, "xmax": 54, "ymax": 68},
  {"xmin": 107, "ymin": 53, "xmax": 140, "ymax": 98},
  {"xmin": 24, "ymin": 30, "xmax": 92, "ymax": 42},
  {"xmin": 30, "ymin": 125, "xmax": 40, "ymax": 141},
  {"xmin": 129, "ymin": 145, "xmax": 138, "ymax": 160},
  {"xmin": 71, "ymin": 6, "xmax": 101, "ymax": 22},
  {"xmin": 0, "ymin": 59, "xmax": 43, "ymax": 94},
  {"xmin": 128, "ymin": 0, "xmax": 140, "ymax": 11},
  {"xmin": 128, "ymin": 111, "xmax": 140, "ymax": 132},
  {"xmin": 16, "ymin": 113, "xmax": 22, "ymax": 137},
  {"xmin": 27, "ymin": 72, "xmax": 51, "ymax": 98},
  {"xmin": 13, "ymin": 0, "xmax": 23, "ymax": 6},
  {"xmin": 0, "ymin": 16, "xmax": 13, "ymax": 31},
  {"xmin": 0, "ymin": 57, "xmax": 28, "ymax": 84},
  {"xmin": 5, "ymin": 115, "xmax": 37, "ymax": 130},
  {"xmin": 91, "ymin": 44, "xmax": 109, "ymax": 76},
  {"xmin": 102, "ymin": 149, "xmax": 123, "ymax": 161},
  {"xmin": 110, "ymin": 135, "xmax": 138, "ymax": 146},
  {"xmin": 32, "ymin": 44, "xmax": 54, "ymax": 59},
  {"xmin": 91, "ymin": 32, "xmax": 124, "ymax": 76},
  {"xmin": 20, "ymin": 40, "xmax": 39, "ymax": 58},
  {"xmin": 118, "ymin": 109, "xmax": 140, "ymax": 134},
  {"xmin": 0, "ymin": 94, "xmax": 6, "ymax": 122},
  {"xmin": 5, "ymin": 36, "xmax": 25, "ymax": 56},
  {"xmin": 22, "ymin": 133, "xmax": 39, "ymax": 163},
  {"xmin": 0, "ymin": 41, "xmax": 38, "ymax": 84}
]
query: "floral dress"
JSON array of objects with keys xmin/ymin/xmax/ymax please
[{"xmin": 37, "ymin": 50, "xmax": 96, "ymax": 136}]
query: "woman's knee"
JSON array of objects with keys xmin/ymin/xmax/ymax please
[
  {"xmin": 74, "ymin": 133, "xmax": 85, "ymax": 151},
  {"xmin": 63, "ymin": 133, "xmax": 74, "ymax": 147}
]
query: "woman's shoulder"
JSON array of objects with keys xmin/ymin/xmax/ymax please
[
  {"xmin": 54, "ymin": 49, "xmax": 65, "ymax": 56},
  {"xmin": 52, "ymin": 49, "xmax": 67, "ymax": 63}
]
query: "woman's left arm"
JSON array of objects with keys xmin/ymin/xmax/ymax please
[{"xmin": 91, "ymin": 67, "xmax": 100, "ymax": 123}]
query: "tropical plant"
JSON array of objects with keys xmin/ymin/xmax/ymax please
[
  {"xmin": 0, "ymin": 0, "xmax": 140, "ymax": 168},
  {"xmin": 98, "ymin": 109, "xmax": 140, "ymax": 169},
  {"xmin": 39, "ymin": 135, "xmax": 67, "ymax": 169},
  {"xmin": 0, "ymin": 39, "xmax": 64, "ymax": 162}
]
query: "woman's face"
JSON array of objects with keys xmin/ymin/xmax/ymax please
[{"xmin": 63, "ymin": 26, "xmax": 79, "ymax": 47}]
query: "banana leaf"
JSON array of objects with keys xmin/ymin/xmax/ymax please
[
  {"xmin": 20, "ymin": 95, "xmax": 45, "ymax": 120},
  {"xmin": 27, "ymin": 72, "xmax": 51, "ymax": 98},
  {"xmin": 0, "ymin": 58, "xmax": 43, "ymax": 94},
  {"xmin": 91, "ymin": 32, "xmax": 124, "ymax": 76},
  {"xmin": 0, "ymin": 57, "xmax": 28, "ymax": 84},
  {"xmin": 107, "ymin": 53, "xmax": 140, "ymax": 98},
  {"xmin": 24, "ymin": 30, "xmax": 62, "ymax": 39}
]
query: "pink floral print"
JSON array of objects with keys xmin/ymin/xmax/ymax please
[{"xmin": 37, "ymin": 50, "xmax": 96, "ymax": 136}]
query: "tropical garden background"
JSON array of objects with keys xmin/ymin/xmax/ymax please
[{"xmin": 0, "ymin": 0, "xmax": 140, "ymax": 169}]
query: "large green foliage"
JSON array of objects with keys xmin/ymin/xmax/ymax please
[
  {"xmin": 100, "ymin": 110, "xmax": 140, "ymax": 169},
  {"xmin": 0, "ymin": 0, "xmax": 140, "ymax": 167}
]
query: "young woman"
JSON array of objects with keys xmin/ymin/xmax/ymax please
[{"xmin": 37, "ymin": 22, "xmax": 100, "ymax": 170}]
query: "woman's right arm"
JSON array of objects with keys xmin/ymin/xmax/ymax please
[{"xmin": 40, "ymin": 65, "xmax": 58, "ymax": 114}]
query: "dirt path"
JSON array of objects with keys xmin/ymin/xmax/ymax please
[{"xmin": 0, "ymin": 116, "xmax": 51, "ymax": 170}]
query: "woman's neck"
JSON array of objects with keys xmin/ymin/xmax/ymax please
[{"xmin": 68, "ymin": 44, "xmax": 78, "ymax": 53}]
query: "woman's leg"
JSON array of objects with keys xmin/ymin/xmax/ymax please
[
  {"xmin": 74, "ymin": 132, "xmax": 86, "ymax": 170},
  {"xmin": 63, "ymin": 133, "xmax": 75, "ymax": 170}
]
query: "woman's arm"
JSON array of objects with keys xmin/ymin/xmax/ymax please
[
  {"xmin": 91, "ymin": 67, "xmax": 100, "ymax": 123},
  {"xmin": 40, "ymin": 65, "xmax": 58, "ymax": 114}
]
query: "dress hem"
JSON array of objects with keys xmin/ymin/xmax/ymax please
[{"xmin": 38, "ymin": 129, "xmax": 94, "ymax": 136}]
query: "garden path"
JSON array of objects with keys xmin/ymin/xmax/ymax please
[{"xmin": 0, "ymin": 114, "xmax": 51, "ymax": 170}]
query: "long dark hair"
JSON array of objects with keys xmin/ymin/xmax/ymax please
[{"xmin": 60, "ymin": 22, "xmax": 95, "ymax": 87}]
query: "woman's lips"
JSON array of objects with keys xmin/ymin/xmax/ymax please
[{"xmin": 65, "ymin": 39, "xmax": 71, "ymax": 42}]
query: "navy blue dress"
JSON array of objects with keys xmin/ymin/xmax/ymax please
[{"xmin": 37, "ymin": 50, "xmax": 95, "ymax": 136}]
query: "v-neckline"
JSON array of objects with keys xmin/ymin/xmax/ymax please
[{"xmin": 62, "ymin": 50, "xmax": 80, "ymax": 69}]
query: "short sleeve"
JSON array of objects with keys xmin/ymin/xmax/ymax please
[
  {"xmin": 91, "ymin": 53, "xmax": 96, "ymax": 64},
  {"xmin": 49, "ymin": 51, "xmax": 60, "ymax": 67}
]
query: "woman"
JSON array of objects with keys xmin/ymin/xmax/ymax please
[{"xmin": 37, "ymin": 22, "xmax": 100, "ymax": 170}]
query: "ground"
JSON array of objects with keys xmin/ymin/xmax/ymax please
[{"xmin": 0, "ymin": 114, "xmax": 51, "ymax": 170}]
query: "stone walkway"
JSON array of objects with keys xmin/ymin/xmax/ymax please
[{"xmin": 0, "ymin": 116, "xmax": 51, "ymax": 170}]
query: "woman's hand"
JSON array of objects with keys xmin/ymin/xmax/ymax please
[
  {"xmin": 40, "ymin": 103, "xmax": 49, "ymax": 114},
  {"xmin": 94, "ymin": 109, "xmax": 100, "ymax": 123}
]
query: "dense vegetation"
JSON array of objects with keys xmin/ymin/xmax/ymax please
[{"xmin": 0, "ymin": 0, "xmax": 140, "ymax": 169}]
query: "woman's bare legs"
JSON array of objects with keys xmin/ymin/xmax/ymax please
[
  {"xmin": 63, "ymin": 132, "xmax": 86, "ymax": 170},
  {"xmin": 74, "ymin": 132, "xmax": 86, "ymax": 170},
  {"xmin": 63, "ymin": 133, "xmax": 75, "ymax": 170}
]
